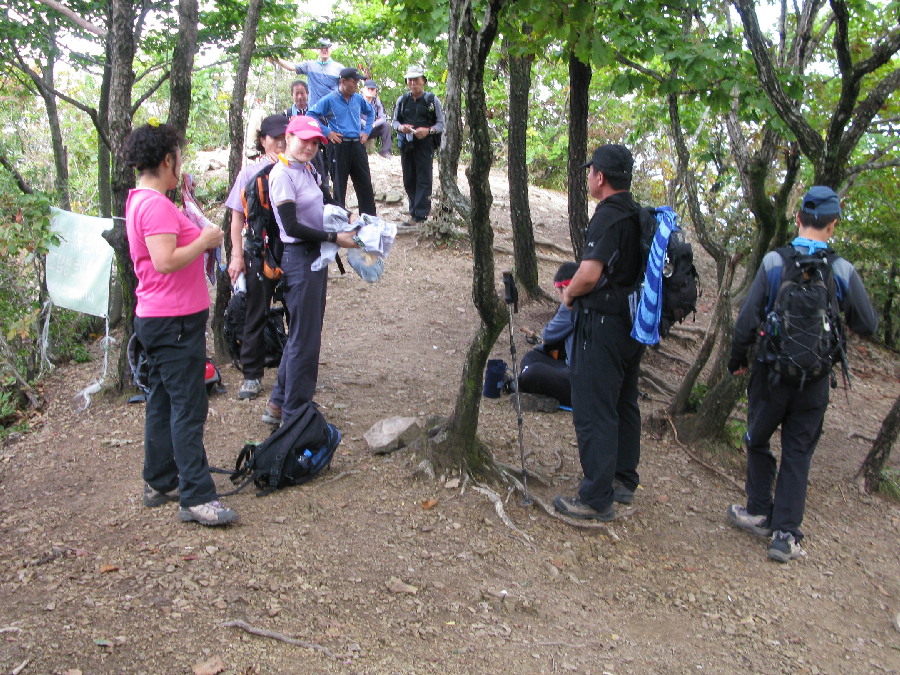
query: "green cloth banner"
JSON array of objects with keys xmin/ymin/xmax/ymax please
[{"xmin": 47, "ymin": 207, "xmax": 114, "ymax": 318}]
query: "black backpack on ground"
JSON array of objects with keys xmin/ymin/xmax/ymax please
[
  {"xmin": 223, "ymin": 290, "xmax": 287, "ymax": 371},
  {"xmin": 759, "ymin": 246, "xmax": 846, "ymax": 389},
  {"xmin": 227, "ymin": 402, "xmax": 342, "ymax": 496},
  {"xmin": 638, "ymin": 207, "xmax": 700, "ymax": 337},
  {"xmin": 240, "ymin": 163, "xmax": 283, "ymax": 280}
]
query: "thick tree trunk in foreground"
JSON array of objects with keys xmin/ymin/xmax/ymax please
[
  {"xmin": 507, "ymin": 47, "xmax": 542, "ymax": 300},
  {"xmin": 856, "ymin": 393, "xmax": 900, "ymax": 493},
  {"xmin": 566, "ymin": 54, "xmax": 590, "ymax": 260},
  {"xmin": 104, "ymin": 0, "xmax": 137, "ymax": 390},
  {"xmin": 211, "ymin": 0, "xmax": 264, "ymax": 361},
  {"xmin": 166, "ymin": 0, "xmax": 198, "ymax": 139},
  {"xmin": 430, "ymin": 0, "xmax": 507, "ymax": 474}
]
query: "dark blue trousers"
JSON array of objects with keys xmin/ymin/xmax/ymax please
[
  {"xmin": 270, "ymin": 243, "xmax": 327, "ymax": 425},
  {"xmin": 744, "ymin": 363, "xmax": 829, "ymax": 540},
  {"xmin": 135, "ymin": 310, "xmax": 217, "ymax": 508},
  {"xmin": 570, "ymin": 311, "xmax": 645, "ymax": 510},
  {"xmin": 400, "ymin": 138, "xmax": 435, "ymax": 221}
]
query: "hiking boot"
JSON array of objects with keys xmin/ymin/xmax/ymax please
[
  {"xmin": 143, "ymin": 483, "xmax": 179, "ymax": 508},
  {"xmin": 261, "ymin": 402, "xmax": 282, "ymax": 426},
  {"xmin": 178, "ymin": 500, "xmax": 239, "ymax": 526},
  {"xmin": 613, "ymin": 479, "xmax": 635, "ymax": 505},
  {"xmin": 238, "ymin": 378, "xmax": 262, "ymax": 400},
  {"xmin": 727, "ymin": 504, "xmax": 772, "ymax": 538},
  {"xmin": 553, "ymin": 496, "xmax": 616, "ymax": 521},
  {"xmin": 768, "ymin": 530, "xmax": 806, "ymax": 562}
]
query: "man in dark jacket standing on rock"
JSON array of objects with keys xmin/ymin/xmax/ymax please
[
  {"xmin": 554, "ymin": 144, "xmax": 645, "ymax": 522},
  {"xmin": 727, "ymin": 186, "xmax": 878, "ymax": 563}
]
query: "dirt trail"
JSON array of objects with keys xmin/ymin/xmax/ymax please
[{"xmin": 1, "ymin": 156, "xmax": 898, "ymax": 674}]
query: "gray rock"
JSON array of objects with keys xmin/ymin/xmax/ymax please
[
  {"xmin": 365, "ymin": 416, "xmax": 422, "ymax": 454},
  {"xmin": 384, "ymin": 191, "xmax": 404, "ymax": 204},
  {"xmin": 511, "ymin": 393, "xmax": 559, "ymax": 413}
]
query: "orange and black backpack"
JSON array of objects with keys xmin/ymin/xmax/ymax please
[{"xmin": 240, "ymin": 163, "xmax": 283, "ymax": 280}]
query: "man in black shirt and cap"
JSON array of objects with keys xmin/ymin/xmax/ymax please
[{"xmin": 554, "ymin": 144, "xmax": 645, "ymax": 522}]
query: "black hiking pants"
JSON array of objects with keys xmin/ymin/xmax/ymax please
[
  {"xmin": 400, "ymin": 137, "xmax": 435, "ymax": 221},
  {"xmin": 327, "ymin": 140, "xmax": 376, "ymax": 216},
  {"xmin": 744, "ymin": 363, "xmax": 829, "ymax": 541},
  {"xmin": 571, "ymin": 310, "xmax": 645, "ymax": 511},
  {"xmin": 240, "ymin": 251, "xmax": 277, "ymax": 381},
  {"xmin": 135, "ymin": 310, "xmax": 217, "ymax": 508}
]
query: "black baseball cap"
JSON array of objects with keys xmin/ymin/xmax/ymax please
[
  {"xmin": 580, "ymin": 144, "xmax": 634, "ymax": 177},
  {"xmin": 339, "ymin": 67, "xmax": 365, "ymax": 80},
  {"xmin": 259, "ymin": 114, "xmax": 289, "ymax": 137}
]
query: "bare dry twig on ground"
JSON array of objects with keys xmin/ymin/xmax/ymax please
[{"xmin": 222, "ymin": 620, "xmax": 351, "ymax": 660}]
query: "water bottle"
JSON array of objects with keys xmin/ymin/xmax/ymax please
[{"xmin": 297, "ymin": 449, "xmax": 313, "ymax": 474}]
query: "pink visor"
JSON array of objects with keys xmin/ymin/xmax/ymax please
[{"xmin": 286, "ymin": 116, "xmax": 328, "ymax": 144}]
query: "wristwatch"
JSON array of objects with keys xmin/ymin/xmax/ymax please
[{"xmin": 429, "ymin": 127, "xmax": 435, "ymax": 135}]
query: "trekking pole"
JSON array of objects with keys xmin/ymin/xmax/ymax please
[{"xmin": 503, "ymin": 271, "xmax": 531, "ymax": 506}]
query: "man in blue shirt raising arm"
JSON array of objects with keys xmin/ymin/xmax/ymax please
[{"xmin": 270, "ymin": 38, "xmax": 344, "ymax": 107}]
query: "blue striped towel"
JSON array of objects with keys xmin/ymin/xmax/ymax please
[{"xmin": 631, "ymin": 206, "xmax": 679, "ymax": 345}]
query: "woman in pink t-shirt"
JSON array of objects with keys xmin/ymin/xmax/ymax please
[{"xmin": 125, "ymin": 122, "xmax": 237, "ymax": 527}]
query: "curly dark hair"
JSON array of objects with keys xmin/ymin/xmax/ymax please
[{"xmin": 125, "ymin": 123, "xmax": 183, "ymax": 173}]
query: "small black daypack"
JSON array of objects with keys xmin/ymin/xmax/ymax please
[
  {"xmin": 759, "ymin": 247, "xmax": 845, "ymax": 389},
  {"xmin": 223, "ymin": 290, "xmax": 287, "ymax": 371},
  {"xmin": 228, "ymin": 402, "xmax": 342, "ymax": 495},
  {"xmin": 240, "ymin": 163, "xmax": 283, "ymax": 280},
  {"xmin": 638, "ymin": 207, "xmax": 700, "ymax": 337}
]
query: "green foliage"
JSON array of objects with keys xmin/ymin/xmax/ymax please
[
  {"xmin": 686, "ymin": 382, "xmax": 708, "ymax": 414},
  {"xmin": 877, "ymin": 468, "xmax": 900, "ymax": 502}
]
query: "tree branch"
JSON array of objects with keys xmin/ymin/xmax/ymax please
[
  {"xmin": 131, "ymin": 71, "xmax": 171, "ymax": 115},
  {"xmin": 35, "ymin": 0, "xmax": 107, "ymax": 38},
  {"xmin": 0, "ymin": 150, "xmax": 34, "ymax": 195}
]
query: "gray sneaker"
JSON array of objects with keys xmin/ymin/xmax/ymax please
[
  {"xmin": 178, "ymin": 500, "xmax": 239, "ymax": 526},
  {"xmin": 553, "ymin": 496, "xmax": 616, "ymax": 521},
  {"xmin": 768, "ymin": 530, "xmax": 806, "ymax": 562},
  {"xmin": 261, "ymin": 402, "xmax": 282, "ymax": 426},
  {"xmin": 727, "ymin": 504, "xmax": 772, "ymax": 538},
  {"xmin": 143, "ymin": 483, "xmax": 179, "ymax": 508},
  {"xmin": 238, "ymin": 378, "xmax": 262, "ymax": 400},
  {"xmin": 613, "ymin": 479, "xmax": 635, "ymax": 504}
]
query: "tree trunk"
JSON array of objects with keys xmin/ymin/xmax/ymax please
[
  {"xmin": 566, "ymin": 53, "xmax": 590, "ymax": 260},
  {"xmin": 506, "ymin": 45, "xmax": 542, "ymax": 300},
  {"xmin": 103, "ymin": 0, "xmax": 137, "ymax": 391},
  {"xmin": 437, "ymin": 0, "xmax": 471, "ymax": 223},
  {"xmin": 98, "ymin": 41, "xmax": 113, "ymax": 218},
  {"xmin": 211, "ymin": 0, "xmax": 264, "ymax": 362},
  {"xmin": 166, "ymin": 0, "xmax": 198, "ymax": 138},
  {"xmin": 856, "ymin": 393, "xmax": 900, "ymax": 493},
  {"xmin": 432, "ymin": 0, "xmax": 508, "ymax": 473},
  {"xmin": 40, "ymin": 49, "xmax": 70, "ymax": 210},
  {"xmin": 674, "ymin": 372, "xmax": 748, "ymax": 444}
]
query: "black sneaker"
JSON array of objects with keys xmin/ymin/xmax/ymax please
[
  {"xmin": 768, "ymin": 530, "xmax": 806, "ymax": 562},
  {"xmin": 612, "ymin": 480, "xmax": 635, "ymax": 504},
  {"xmin": 143, "ymin": 483, "xmax": 179, "ymax": 508},
  {"xmin": 553, "ymin": 496, "xmax": 616, "ymax": 521}
]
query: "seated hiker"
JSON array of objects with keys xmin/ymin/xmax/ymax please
[{"xmin": 518, "ymin": 262, "xmax": 579, "ymax": 407}]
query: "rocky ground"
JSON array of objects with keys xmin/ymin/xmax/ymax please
[{"xmin": 0, "ymin": 154, "xmax": 898, "ymax": 675}]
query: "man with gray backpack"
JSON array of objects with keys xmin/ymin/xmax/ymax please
[{"xmin": 727, "ymin": 186, "xmax": 878, "ymax": 562}]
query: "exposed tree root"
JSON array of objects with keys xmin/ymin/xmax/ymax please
[
  {"xmin": 665, "ymin": 415, "xmax": 743, "ymax": 492},
  {"xmin": 318, "ymin": 469, "xmax": 358, "ymax": 486},
  {"xmin": 653, "ymin": 348, "xmax": 693, "ymax": 367},
  {"xmin": 493, "ymin": 459, "xmax": 551, "ymax": 486},
  {"xmin": 223, "ymin": 620, "xmax": 351, "ymax": 660},
  {"xmin": 500, "ymin": 471, "xmax": 621, "ymax": 539},
  {"xmin": 640, "ymin": 371, "xmax": 676, "ymax": 397},
  {"xmin": 472, "ymin": 484, "xmax": 534, "ymax": 545}
]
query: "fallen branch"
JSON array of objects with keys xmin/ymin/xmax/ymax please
[
  {"xmin": 533, "ymin": 237, "xmax": 573, "ymax": 257},
  {"xmin": 223, "ymin": 620, "xmax": 351, "ymax": 660},
  {"xmin": 472, "ymin": 484, "xmax": 533, "ymax": 543},
  {"xmin": 665, "ymin": 415, "xmax": 743, "ymax": 492},
  {"xmin": 848, "ymin": 431, "xmax": 876, "ymax": 444},
  {"xmin": 10, "ymin": 659, "xmax": 29, "ymax": 675}
]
